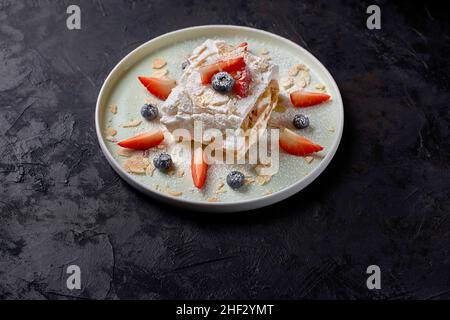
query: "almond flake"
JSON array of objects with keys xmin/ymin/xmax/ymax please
[
  {"xmin": 315, "ymin": 83, "xmax": 326, "ymax": 91},
  {"xmin": 288, "ymin": 66, "xmax": 299, "ymax": 77},
  {"xmin": 117, "ymin": 147, "xmax": 134, "ymax": 157},
  {"xmin": 122, "ymin": 119, "xmax": 142, "ymax": 128},
  {"xmin": 304, "ymin": 156, "xmax": 314, "ymax": 164},
  {"xmin": 152, "ymin": 69, "xmax": 168, "ymax": 78},
  {"xmin": 244, "ymin": 176, "xmax": 255, "ymax": 184},
  {"xmin": 106, "ymin": 136, "xmax": 117, "ymax": 142},
  {"xmin": 264, "ymin": 190, "xmax": 273, "ymax": 196},
  {"xmin": 328, "ymin": 127, "xmax": 336, "ymax": 133},
  {"xmin": 146, "ymin": 163, "xmax": 156, "ymax": 176},
  {"xmin": 281, "ymin": 77, "xmax": 294, "ymax": 89},
  {"xmin": 167, "ymin": 190, "xmax": 183, "ymax": 197},
  {"xmin": 296, "ymin": 70, "xmax": 311, "ymax": 88},
  {"xmin": 123, "ymin": 156, "xmax": 149, "ymax": 174},
  {"xmin": 106, "ymin": 127, "xmax": 117, "ymax": 137},
  {"xmin": 109, "ymin": 104, "xmax": 118, "ymax": 114},
  {"xmin": 152, "ymin": 58, "xmax": 167, "ymax": 69},
  {"xmin": 256, "ymin": 175, "xmax": 271, "ymax": 186},
  {"xmin": 207, "ymin": 197, "xmax": 220, "ymax": 203}
]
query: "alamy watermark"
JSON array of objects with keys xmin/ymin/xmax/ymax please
[
  {"xmin": 66, "ymin": 265, "xmax": 81, "ymax": 290},
  {"xmin": 366, "ymin": 5, "xmax": 381, "ymax": 30},
  {"xmin": 66, "ymin": 5, "xmax": 81, "ymax": 30}
]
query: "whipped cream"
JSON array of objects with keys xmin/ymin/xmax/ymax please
[{"xmin": 160, "ymin": 39, "xmax": 279, "ymax": 150}]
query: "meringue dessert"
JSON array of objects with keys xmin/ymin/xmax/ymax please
[
  {"xmin": 159, "ymin": 39, "xmax": 280, "ymax": 153},
  {"xmin": 117, "ymin": 38, "xmax": 331, "ymax": 191}
]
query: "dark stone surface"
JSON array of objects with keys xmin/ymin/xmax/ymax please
[{"xmin": 0, "ymin": 0, "xmax": 449, "ymax": 300}]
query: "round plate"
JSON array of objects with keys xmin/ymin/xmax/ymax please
[{"xmin": 95, "ymin": 25, "xmax": 344, "ymax": 212}]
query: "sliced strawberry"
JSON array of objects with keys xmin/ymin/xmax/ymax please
[
  {"xmin": 233, "ymin": 68, "xmax": 252, "ymax": 97},
  {"xmin": 290, "ymin": 90, "xmax": 331, "ymax": 108},
  {"xmin": 191, "ymin": 147, "xmax": 208, "ymax": 189},
  {"xmin": 138, "ymin": 76, "xmax": 176, "ymax": 100},
  {"xmin": 238, "ymin": 42, "xmax": 248, "ymax": 50},
  {"xmin": 199, "ymin": 56, "xmax": 246, "ymax": 84},
  {"xmin": 279, "ymin": 128, "xmax": 323, "ymax": 156},
  {"xmin": 118, "ymin": 129, "xmax": 164, "ymax": 150}
]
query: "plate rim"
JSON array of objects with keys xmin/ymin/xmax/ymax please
[{"xmin": 95, "ymin": 24, "xmax": 344, "ymax": 212}]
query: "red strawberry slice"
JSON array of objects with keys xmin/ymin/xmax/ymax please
[
  {"xmin": 199, "ymin": 57, "xmax": 246, "ymax": 84},
  {"xmin": 290, "ymin": 90, "xmax": 331, "ymax": 108},
  {"xmin": 279, "ymin": 128, "xmax": 323, "ymax": 156},
  {"xmin": 233, "ymin": 68, "xmax": 252, "ymax": 97},
  {"xmin": 138, "ymin": 76, "xmax": 176, "ymax": 100},
  {"xmin": 118, "ymin": 129, "xmax": 164, "ymax": 150},
  {"xmin": 191, "ymin": 147, "xmax": 208, "ymax": 189}
]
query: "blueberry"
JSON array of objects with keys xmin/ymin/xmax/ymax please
[
  {"xmin": 181, "ymin": 60, "xmax": 190, "ymax": 70},
  {"xmin": 141, "ymin": 104, "xmax": 158, "ymax": 121},
  {"xmin": 153, "ymin": 153, "xmax": 172, "ymax": 171},
  {"xmin": 226, "ymin": 171, "xmax": 245, "ymax": 190},
  {"xmin": 211, "ymin": 72, "xmax": 235, "ymax": 93},
  {"xmin": 293, "ymin": 114, "xmax": 310, "ymax": 129}
]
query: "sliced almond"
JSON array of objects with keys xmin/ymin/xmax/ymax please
[
  {"xmin": 304, "ymin": 156, "xmax": 314, "ymax": 164},
  {"xmin": 117, "ymin": 147, "xmax": 134, "ymax": 157},
  {"xmin": 296, "ymin": 70, "xmax": 311, "ymax": 88},
  {"xmin": 109, "ymin": 104, "xmax": 118, "ymax": 114},
  {"xmin": 167, "ymin": 190, "xmax": 182, "ymax": 197},
  {"xmin": 123, "ymin": 156, "xmax": 149, "ymax": 174},
  {"xmin": 315, "ymin": 83, "xmax": 326, "ymax": 91},
  {"xmin": 264, "ymin": 189, "xmax": 273, "ymax": 196},
  {"xmin": 152, "ymin": 58, "xmax": 167, "ymax": 69},
  {"xmin": 244, "ymin": 176, "xmax": 255, "ymax": 184},
  {"xmin": 256, "ymin": 175, "xmax": 271, "ymax": 186},
  {"xmin": 207, "ymin": 197, "xmax": 221, "ymax": 203},
  {"xmin": 281, "ymin": 77, "xmax": 294, "ymax": 89},
  {"xmin": 146, "ymin": 162, "xmax": 156, "ymax": 176},
  {"xmin": 122, "ymin": 119, "xmax": 142, "ymax": 128},
  {"xmin": 328, "ymin": 127, "xmax": 336, "ymax": 133},
  {"xmin": 288, "ymin": 66, "xmax": 299, "ymax": 77}
]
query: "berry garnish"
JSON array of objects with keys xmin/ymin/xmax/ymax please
[
  {"xmin": 279, "ymin": 128, "xmax": 323, "ymax": 156},
  {"xmin": 118, "ymin": 129, "xmax": 164, "ymax": 150},
  {"xmin": 290, "ymin": 90, "xmax": 331, "ymax": 108},
  {"xmin": 232, "ymin": 68, "xmax": 252, "ymax": 97},
  {"xmin": 199, "ymin": 57, "xmax": 246, "ymax": 84},
  {"xmin": 211, "ymin": 72, "xmax": 235, "ymax": 93},
  {"xmin": 140, "ymin": 104, "xmax": 158, "ymax": 121},
  {"xmin": 293, "ymin": 114, "xmax": 309, "ymax": 129},
  {"xmin": 226, "ymin": 171, "xmax": 245, "ymax": 190},
  {"xmin": 191, "ymin": 147, "xmax": 208, "ymax": 189},
  {"xmin": 153, "ymin": 153, "xmax": 173, "ymax": 171},
  {"xmin": 138, "ymin": 77, "xmax": 176, "ymax": 100}
]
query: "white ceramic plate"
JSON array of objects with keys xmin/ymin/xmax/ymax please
[{"xmin": 95, "ymin": 25, "xmax": 343, "ymax": 212}]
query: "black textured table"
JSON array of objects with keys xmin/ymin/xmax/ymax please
[{"xmin": 1, "ymin": 0, "xmax": 449, "ymax": 300}]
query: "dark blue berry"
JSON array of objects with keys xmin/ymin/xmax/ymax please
[
  {"xmin": 293, "ymin": 114, "xmax": 310, "ymax": 129},
  {"xmin": 181, "ymin": 60, "xmax": 190, "ymax": 70},
  {"xmin": 141, "ymin": 104, "xmax": 158, "ymax": 121},
  {"xmin": 211, "ymin": 72, "xmax": 235, "ymax": 93},
  {"xmin": 153, "ymin": 153, "xmax": 172, "ymax": 171},
  {"xmin": 226, "ymin": 171, "xmax": 245, "ymax": 189}
]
